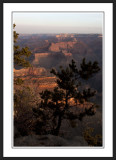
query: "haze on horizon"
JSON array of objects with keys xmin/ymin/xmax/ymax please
[{"xmin": 13, "ymin": 12, "xmax": 103, "ymax": 34}]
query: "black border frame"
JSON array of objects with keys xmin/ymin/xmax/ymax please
[{"xmin": 1, "ymin": 0, "xmax": 115, "ymax": 159}]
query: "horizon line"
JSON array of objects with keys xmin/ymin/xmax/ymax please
[{"xmin": 18, "ymin": 33, "xmax": 102, "ymax": 35}]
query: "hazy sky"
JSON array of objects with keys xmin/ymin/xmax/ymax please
[{"xmin": 13, "ymin": 12, "xmax": 103, "ymax": 34}]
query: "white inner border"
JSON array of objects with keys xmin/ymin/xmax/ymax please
[{"xmin": 3, "ymin": 3, "xmax": 113, "ymax": 157}]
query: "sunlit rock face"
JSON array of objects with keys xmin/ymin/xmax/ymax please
[
  {"xmin": 14, "ymin": 67, "xmax": 47, "ymax": 77},
  {"xmin": 49, "ymin": 41, "xmax": 77, "ymax": 52},
  {"xmin": 33, "ymin": 53, "xmax": 50, "ymax": 65}
]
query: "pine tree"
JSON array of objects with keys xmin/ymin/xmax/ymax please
[
  {"xmin": 33, "ymin": 59, "xmax": 100, "ymax": 136},
  {"xmin": 13, "ymin": 24, "xmax": 32, "ymax": 67},
  {"xmin": 50, "ymin": 59, "xmax": 100, "ymax": 135}
]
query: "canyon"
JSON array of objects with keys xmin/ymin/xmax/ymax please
[{"xmin": 14, "ymin": 33, "xmax": 102, "ymax": 105}]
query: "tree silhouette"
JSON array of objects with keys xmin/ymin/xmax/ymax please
[
  {"xmin": 34, "ymin": 59, "xmax": 100, "ymax": 136},
  {"xmin": 13, "ymin": 24, "xmax": 32, "ymax": 67},
  {"xmin": 33, "ymin": 60, "xmax": 100, "ymax": 136},
  {"xmin": 49, "ymin": 59, "xmax": 100, "ymax": 135},
  {"xmin": 13, "ymin": 24, "xmax": 33, "ymax": 136}
]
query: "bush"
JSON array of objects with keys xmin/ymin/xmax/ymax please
[
  {"xmin": 14, "ymin": 86, "xmax": 37, "ymax": 136},
  {"xmin": 83, "ymin": 127, "xmax": 102, "ymax": 146}
]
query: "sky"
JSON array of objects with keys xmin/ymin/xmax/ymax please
[{"xmin": 13, "ymin": 12, "xmax": 103, "ymax": 34}]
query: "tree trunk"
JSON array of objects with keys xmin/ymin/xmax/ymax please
[
  {"xmin": 53, "ymin": 114, "xmax": 62, "ymax": 136},
  {"xmin": 65, "ymin": 90, "xmax": 68, "ymax": 108},
  {"xmin": 53, "ymin": 91, "xmax": 69, "ymax": 136}
]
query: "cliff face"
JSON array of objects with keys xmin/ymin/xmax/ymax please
[
  {"xmin": 32, "ymin": 41, "xmax": 76, "ymax": 66},
  {"xmin": 33, "ymin": 53, "xmax": 50, "ymax": 64},
  {"xmin": 49, "ymin": 41, "xmax": 77, "ymax": 52},
  {"xmin": 14, "ymin": 67, "xmax": 47, "ymax": 77},
  {"xmin": 48, "ymin": 41, "xmax": 92, "ymax": 57}
]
